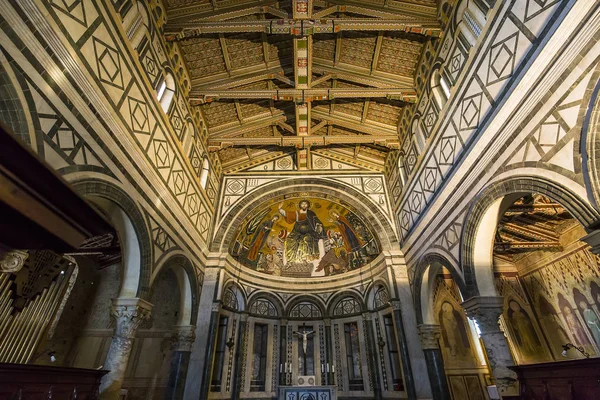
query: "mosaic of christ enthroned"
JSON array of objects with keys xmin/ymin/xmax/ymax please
[{"xmin": 230, "ymin": 195, "xmax": 380, "ymax": 277}]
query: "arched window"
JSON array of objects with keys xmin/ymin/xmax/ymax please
[
  {"xmin": 373, "ymin": 286, "xmax": 390, "ymax": 309},
  {"xmin": 122, "ymin": 1, "xmax": 150, "ymax": 50},
  {"xmin": 222, "ymin": 287, "xmax": 238, "ymax": 311},
  {"xmin": 182, "ymin": 121, "xmax": 195, "ymax": 154},
  {"xmin": 431, "ymin": 69, "xmax": 449, "ymax": 108},
  {"xmin": 397, "ymin": 155, "xmax": 407, "ymax": 187},
  {"xmin": 249, "ymin": 298, "xmax": 278, "ymax": 317},
  {"xmin": 200, "ymin": 157, "xmax": 210, "ymax": 189},
  {"xmin": 333, "ymin": 297, "xmax": 362, "ymax": 316},
  {"xmin": 412, "ymin": 118, "xmax": 426, "ymax": 152},
  {"xmin": 289, "ymin": 301, "xmax": 322, "ymax": 319},
  {"xmin": 157, "ymin": 72, "xmax": 175, "ymax": 112}
]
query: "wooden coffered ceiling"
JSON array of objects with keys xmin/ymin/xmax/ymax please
[
  {"xmin": 164, "ymin": 0, "xmax": 441, "ymax": 171},
  {"xmin": 493, "ymin": 195, "xmax": 576, "ymax": 262}
]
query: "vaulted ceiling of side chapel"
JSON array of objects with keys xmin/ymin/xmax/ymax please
[{"xmin": 164, "ymin": 0, "xmax": 441, "ymax": 172}]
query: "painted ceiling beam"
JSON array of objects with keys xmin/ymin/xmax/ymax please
[
  {"xmin": 312, "ymin": 109, "xmax": 398, "ymax": 135},
  {"xmin": 166, "ymin": 0, "xmax": 287, "ymax": 23},
  {"xmin": 192, "ymin": 68, "xmax": 294, "ymax": 90},
  {"xmin": 494, "ymin": 240, "xmax": 562, "ymax": 250},
  {"xmin": 312, "ymin": 64, "xmax": 414, "ymax": 88},
  {"xmin": 208, "ymin": 114, "xmax": 287, "ymax": 138},
  {"xmin": 207, "ymin": 134, "xmax": 400, "ymax": 151},
  {"xmin": 503, "ymin": 204, "xmax": 565, "ymax": 215},
  {"xmin": 164, "ymin": 18, "xmax": 441, "ymax": 40},
  {"xmin": 190, "ymin": 63, "xmax": 293, "ymax": 87},
  {"xmin": 499, "ymin": 223, "xmax": 559, "ymax": 242},
  {"xmin": 322, "ymin": 0, "xmax": 438, "ymax": 19},
  {"xmin": 189, "ymin": 88, "xmax": 417, "ymax": 103}
]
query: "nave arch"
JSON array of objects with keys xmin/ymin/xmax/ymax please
[{"xmin": 459, "ymin": 174, "xmax": 600, "ymax": 299}]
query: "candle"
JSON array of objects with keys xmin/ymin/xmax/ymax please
[
  {"xmin": 280, "ymin": 364, "xmax": 282, "ymax": 373},
  {"xmin": 321, "ymin": 364, "xmax": 324, "ymax": 373},
  {"xmin": 332, "ymin": 364, "xmax": 335, "ymax": 373},
  {"xmin": 327, "ymin": 363, "xmax": 329, "ymax": 373}
]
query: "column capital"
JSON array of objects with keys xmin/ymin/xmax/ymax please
[
  {"xmin": 171, "ymin": 325, "xmax": 196, "ymax": 352},
  {"xmin": 417, "ymin": 324, "xmax": 442, "ymax": 350},
  {"xmin": 461, "ymin": 296, "xmax": 504, "ymax": 334},
  {"xmin": 110, "ymin": 298, "xmax": 153, "ymax": 339},
  {"xmin": 362, "ymin": 312, "xmax": 372, "ymax": 321},
  {"xmin": 581, "ymin": 230, "xmax": 600, "ymax": 254},
  {"xmin": 0, "ymin": 249, "xmax": 28, "ymax": 273},
  {"xmin": 211, "ymin": 302, "xmax": 221, "ymax": 312}
]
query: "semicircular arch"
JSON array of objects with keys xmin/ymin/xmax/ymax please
[
  {"xmin": 460, "ymin": 174, "xmax": 600, "ymax": 299},
  {"xmin": 413, "ymin": 251, "xmax": 467, "ymax": 325},
  {"xmin": 71, "ymin": 178, "xmax": 153, "ymax": 299},
  {"xmin": 213, "ymin": 178, "xmax": 398, "ymax": 254}
]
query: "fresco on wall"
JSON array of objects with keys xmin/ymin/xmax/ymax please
[
  {"xmin": 496, "ymin": 229, "xmax": 600, "ymax": 361},
  {"xmin": 505, "ymin": 299, "xmax": 543, "ymax": 360},
  {"xmin": 433, "ymin": 279, "xmax": 481, "ymax": 370},
  {"xmin": 230, "ymin": 195, "xmax": 380, "ymax": 278}
]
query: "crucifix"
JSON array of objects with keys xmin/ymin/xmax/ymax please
[{"xmin": 293, "ymin": 323, "xmax": 314, "ymax": 355}]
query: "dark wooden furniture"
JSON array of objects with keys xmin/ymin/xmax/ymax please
[
  {"xmin": 509, "ymin": 358, "xmax": 600, "ymax": 400},
  {"xmin": 0, "ymin": 363, "xmax": 108, "ymax": 400}
]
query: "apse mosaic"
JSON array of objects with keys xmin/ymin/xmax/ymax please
[{"xmin": 230, "ymin": 195, "xmax": 380, "ymax": 278}]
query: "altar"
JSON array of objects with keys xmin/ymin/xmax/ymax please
[{"xmin": 278, "ymin": 385, "xmax": 337, "ymax": 400}]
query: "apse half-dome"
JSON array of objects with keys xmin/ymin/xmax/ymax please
[{"xmin": 229, "ymin": 193, "xmax": 381, "ymax": 278}]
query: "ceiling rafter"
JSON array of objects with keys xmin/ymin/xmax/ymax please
[
  {"xmin": 311, "ymin": 109, "xmax": 398, "ymax": 135},
  {"xmin": 218, "ymin": 34, "xmax": 232, "ymax": 74},
  {"xmin": 499, "ymin": 222, "xmax": 558, "ymax": 242},
  {"xmin": 167, "ymin": 0, "xmax": 288, "ymax": 23},
  {"xmin": 193, "ymin": 67, "xmax": 294, "ymax": 89},
  {"xmin": 312, "ymin": 64, "xmax": 414, "ymax": 88},
  {"xmin": 371, "ymin": 31, "xmax": 384, "ymax": 73},
  {"xmin": 311, "ymin": 148, "xmax": 385, "ymax": 171},
  {"xmin": 208, "ymin": 113, "xmax": 287, "ymax": 138},
  {"xmin": 322, "ymin": 0, "xmax": 438, "ymax": 19}
]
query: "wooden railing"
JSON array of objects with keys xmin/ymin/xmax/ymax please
[
  {"xmin": 0, "ymin": 363, "xmax": 108, "ymax": 400},
  {"xmin": 509, "ymin": 358, "xmax": 600, "ymax": 400}
]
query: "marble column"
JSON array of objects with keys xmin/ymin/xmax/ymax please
[
  {"xmin": 390, "ymin": 299, "xmax": 417, "ymax": 399},
  {"xmin": 99, "ymin": 298, "xmax": 152, "ymax": 400},
  {"xmin": 279, "ymin": 320, "xmax": 287, "ymax": 386},
  {"xmin": 324, "ymin": 318, "xmax": 333, "ymax": 386},
  {"xmin": 231, "ymin": 313, "xmax": 248, "ymax": 400},
  {"xmin": 184, "ymin": 266, "xmax": 221, "ymax": 400},
  {"xmin": 363, "ymin": 312, "xmax": 383, "ymax": 400},
  {"xmin": 418, "ymin": 324, "xmax": 451, "ymax": 400},
  {"xmin": 199, "ymin": 302, "xmax": 221, "ymax": 398},
  {"xmin": 165, "ymin": 325, "xmax": 195, "ymax": 400},
  {"xmin": 462, "ymin": 296, "xmax": 518, "ymax": 397}
]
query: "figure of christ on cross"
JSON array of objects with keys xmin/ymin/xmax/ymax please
[{"xmin": 293, "ymin": 324, "xmax": 315, "ymax": 355}]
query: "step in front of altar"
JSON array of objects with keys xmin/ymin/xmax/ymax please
[{"xmin": 278, "ymin": 385, "xmax": 336, "ymax": 400}]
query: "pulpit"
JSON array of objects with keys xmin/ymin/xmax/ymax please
[
  {"xmin": 278, "ymin": 385, "xmax": 337, "ymax": 400},
  {"xmin": 508, "ymin": 358, "xmax": 600, "ymax": 400}
]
